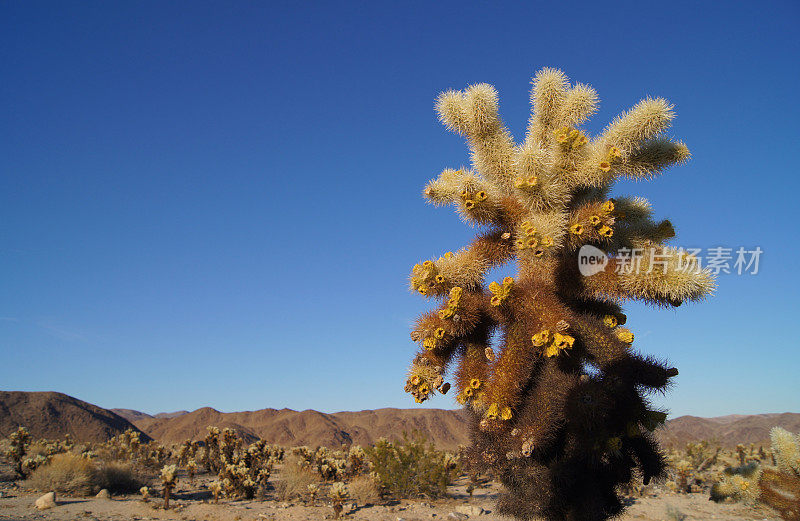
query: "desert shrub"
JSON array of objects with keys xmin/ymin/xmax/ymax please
[
  {"xmin": 275, "ymin": 454, "xmax": 321, "ymax": 501},
  {"xmin": 96, "ymin": 460, "xmax": 147, "ymax": 493},
  {"xmin": 347, "ymin": 474, "xmax": 380, "ymax": 504},
  {"xmin": 200, "ymin": 429, "xmax": 280, "ymax": 499},
  {"xmin": 26, "ymin": 452, "xmax": 98, "ymax": 495},
  {"xmin": 364, "ymin": 432, "xmax": 457, "ymax": 499}
]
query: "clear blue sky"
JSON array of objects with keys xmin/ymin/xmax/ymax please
[{"xmin": 2, "ymin": 1, "xmax": 798, "ymax": 418}]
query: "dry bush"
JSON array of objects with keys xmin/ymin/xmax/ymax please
[
  {"xmin": 96, "ymin": 460, "xmax": 147, "ymax": 493},
  {"xmin": 348, "ymin": 474, "xmax": 379, "ymax": 504},
  {"xmin": 364, "ymin": 433, "xmax": 458, "ymax": 499},
  {"xmin": 275, "ymin": 454, "xmax": 321, "ymax": 501},
  {"xmin": 26, "ymin": 453, "xmax": 97, "ymax": 495}
]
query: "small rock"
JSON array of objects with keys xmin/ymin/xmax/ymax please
[
  {"xmin": 35, "ymin": 491, "xmax": 57, "ymax": 510},
  {"xmin": 448, "ymin": 513, "xmax": 469, "ymax": 521},
  {"xmin": 455, "ymin": 505, "xmax": 484, "ymax": 516},
  {"xmin": 95, "ymin": 489, "xmax": 111, "ymax": 500}
]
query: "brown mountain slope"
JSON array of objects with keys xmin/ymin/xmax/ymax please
[
  {"xmin": 0, "ymin": 391, "xmax": 150, "ymax": 443},
  {"xmin": 656, "ymin": 412, "xmax": 800, "ymax": 448},
  {"xmin": 131, "ymin": 407, "xmax": 471, "ymax": 449},
  {"xmin": 111, "ymin": 408, "xmax": 153, "ymax": 423}
]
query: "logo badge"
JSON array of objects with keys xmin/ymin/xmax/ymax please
[{"xmin": 578, "ymin": 245, "xmax": 609, "ymax": 276}]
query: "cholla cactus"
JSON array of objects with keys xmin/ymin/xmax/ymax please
[
  {"xmin": 139, "ymin": 486, "xmax": 150, "ymax": 502},
  {"xmin": 758, "ymin": 427, "xmax": 800, "ymax": 520},
  {"xmin": 329, "ymin": 481, "xmax": 349, "ymax": 519},
  {"xmin": 405, "ymin": 68, "xmax": 715, "ymax": 521},
  {"xmin": 4, "ymin": 427, "xmax": 31, "ymax": 478},
  {"xmin": 186, "ymin": 459, "xmax": 197, "ymax": 483},
  {"xmin": 160, "ymin": 464, "xmax": 178, "ymax": 509},
  {"xmin": 209, "ymin": 480, "xmax": 222, "ymax": 504}
]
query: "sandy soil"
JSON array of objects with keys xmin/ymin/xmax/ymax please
[{"xmin": 0, "ymin": 476, "xmax": 781, "ymax": 521}]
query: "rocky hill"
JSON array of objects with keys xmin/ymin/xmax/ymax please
[{"xmin": 0, "ymin": 391, "xmax": 149, "ymax": 443}]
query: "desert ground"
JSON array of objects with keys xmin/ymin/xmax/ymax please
[{"xmin": 0, "ymin": 472, "xmax": 782, "ymax": 521}]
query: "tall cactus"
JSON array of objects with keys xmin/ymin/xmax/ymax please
[{"xmin": 404, "ymin": 68, "xmax": 715, "ymax": 521}]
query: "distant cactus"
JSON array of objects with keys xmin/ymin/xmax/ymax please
[
  {"xmin": 160, "ymin": 464, "xmax": 178, "ymax": 509},
  {"xmin": 405, "ymin": 68, "xmax": 715, "ymax": 521},
  {"xmin": 4, "ymin": 427, "xmax": 31, "ymax": 478}
]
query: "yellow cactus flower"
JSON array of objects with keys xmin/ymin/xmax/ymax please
[
  {"xmin": 602, "ymin": 200, "xmax": 615, "ymax": 213},
  {"xmin": 599, "ymin": 161, "xmax": 611, "ymax": 172},
  {"xmin": 475, "ymin": 190, "xmax": 488, "ymax": 201},
  {"xmin": 598, "ymin": 225, "xmax": 613, "ymax": 237},
  {"xmin": 531, "ymin": 329, "xmax": 551, "ymax": 347},
  {"xmin": 526, "ymin": 237, "xmax": 539, "ymax": 248},
  {"xmin": 514, "ymin": 177, "xmax": 526, "ymax": 188},
  {"xmin": 615, "ymin": 328, "xmax": 634, "ymax": 344},
  {"xmin": 470, "ymin": 378, "xmax": 481, "ymax": 389},
  {"xmin": 602, "ymin": 315, "xmax": 618, "ymax": 328},
  {"xmin": 500, "ymin": 406, "xmax": 513, "ymax": 421},
  {"xmin": 464, "ymin": 387, "xmax": 474, "ymax": 397},
  {"xmin": 527, "ymin": 176, "xmax": 538, "ymax": 186},
  {"xmin": 419, "ymin": 384, "xmax": 430, "ymax": 394},
  {"xmin": 418, "ymin": 286, "xmax": 428, "ymax": 295},
  {"xmin": 434, "ymin": 328, "xmax": 446, "ymax": 339},
  {"xmin": 444, "ymin": 251, "xmax": 454, "ymax": 259},
  {"xmin": 556, "ymin": 132, "xmax": 569, "ymax": 143},
  {"xmin": 460, "ymin": 189, "xmax": 469, "ymax": 198},
  {"xmin": 608, "ymin": 146, "xmax": 622, "ymax": 159},
  {"xmin": 541, "ymin": 236, "xmax": 554, "ymax": 247},
  {"xmin": 422, "ymin": 260, "xmax": 434, "ymax": 268},
  {"xmin": 525, "ymin": 226, "xmax": 537, "ymax": 236},
  {"xmin": 490, "ymin": 295, "xmax": 502, "ymax": 307},
  {"xmin": 464, "ymin": 199, "xmax": 476, "ymax": 209},
  {"xmin": 502, "ymin": 276, "xmax": 514, "ymax": 286},
  {"xmin": 589, "ymin": 215, "xmax": 601, "ymax": 226},
  {"xmin": 435, "ymin": 274, "xmax": 445, "ymax": 283},
  {"xmin": 553, "ymin": 333, "xmax": 575, "ymax": 350},
  {"xmin": 410, "ymin": 375, "xmax": 420, "ymax": 385},
  {"xmin": 570, "ymin": 224, "xmax": 584, "ymax": 235}
]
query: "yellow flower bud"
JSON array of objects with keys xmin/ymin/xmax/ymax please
[
  {"xmin": 615, "ymin": 328, "xmax": 634, "ymax": 344},
  {"xmin": 570, "ymin": 224, "xmax": 584, "ymax": 235},
  {"xmin": 598, "ymin": 225, "xmax": 613, "ymax": 238},
  {"xmin": 469, "ymin": 378, "xmax": 481, "ymax": 389},
  {"xmin": 531, "ymin": 329, "xmax": 551, "ymax": 347},
  {"xmin": 603, "ymin": 315, "xmax": 618, "ymax": 328},
  {"xmin": 589, "ymin": 215, "xmax": 601, "ymax": 226},
  {"xmin": 602, "ymin": 200, "xmax": 615, "ymax": 214}
]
